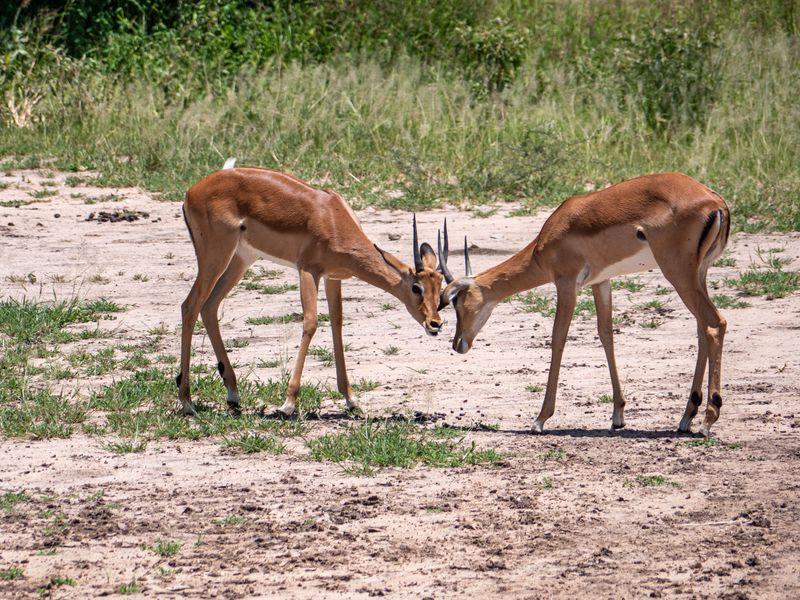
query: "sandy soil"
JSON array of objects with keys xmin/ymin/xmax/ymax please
[{"xmin": 1, "ymin": 168, "xmax": 799, "ymax": 598}]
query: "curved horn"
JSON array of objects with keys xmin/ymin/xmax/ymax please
[
  {"xmin": 464, "ymin": 236, "xmax": 472, "ymax": 276},
  {"xmin": 438, "ymin": 229, "xmax": 455, "ymax": 283},
  {"xmin": 412, "ymin": 213, "xmax": 423, "ymax": 272}
]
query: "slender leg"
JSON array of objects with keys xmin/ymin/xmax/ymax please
[
  {"xmin": 178, "ymin": 233, "xmax": 239, "ymax": 415},
  {"xmin": 278, "ymin": 269, "xmax": 320, "ymax": 416},
  {"xmin": 533, "ymin": 279, "xmax": 577, "ymax": 433},
  {"xmin": 697, "ymin": 293, "xmax": 726, "ymax": 436},
  {"xmin": 324, "ymin": 278, "xmax": 359, "ymax": 411},
  {"xmin": 592, "ymin": 280, "xmax": 626, "ymax": 429},
  {"xmin": 659, "ymin": 265, "xmax": 726, "ymax": 436},
  {"xmin": 200, "ymin": 254, "xmax": 251, "ymax": 416},
  {"xmin": 679, "ymin": 322, "xmax": 708, "ymax": 432}
]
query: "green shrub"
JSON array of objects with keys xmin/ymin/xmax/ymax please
[
  {"xmin": 610, "ymin": 23, "xmax": 721, "ymax": 132},
  {"xmin": 454, "ymin": 18, "xmax": 527, "ymax": 96}
]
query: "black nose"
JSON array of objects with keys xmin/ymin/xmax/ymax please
[{"xmin": 430, "ymin": 320, "xmax": 442, "ymax": 330}]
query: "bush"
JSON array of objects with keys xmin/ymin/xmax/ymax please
[
  {"xmin": 610, "ymin": 23, "xmax": 721, "ymax": 133},
  {"xmin": 454, "ymin": 18, "xmax": 528, "ymax": 96}
]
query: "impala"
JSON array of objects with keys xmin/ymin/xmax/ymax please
[
  {"xmin": 440, "ymin": 173, "xmax": 730, "ymax": 436},
  {"xmin": 177, "ymin": 159, "xmax": 454, "ymax": 417}
]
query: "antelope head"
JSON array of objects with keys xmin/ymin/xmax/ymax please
[
  {"xmin": 438, "ymin": 238, "xmax": 492, "ymax": 353},
  {"xmin": 375, "ymin": 215, "xmax": 455, "ymax": 336}
]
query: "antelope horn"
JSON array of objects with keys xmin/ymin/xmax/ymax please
[
  {"xmin": 438, "ymin": 227, "xmax": 455, "ymax": 284},
  {"xmin": 412, "ymin": 213, "xmax": 423, "ymax": 272},
  {"xmin": 464, "ymin": 236, "xmax": 472, "ymax": 276}
]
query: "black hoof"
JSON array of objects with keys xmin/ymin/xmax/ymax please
[
  {"xmin": 227, "ymin": 402, "xmax": 242, "ymax": 418},
  {"xmin": 181, "ymin": 402, "xmax": 197, "ymax": 417},
  {"xmin": 611, "ymin": 422, "xmax": 626, "ymax": 430},
  {"xmin": 258, "ymin": 407, "xmax": 295, "ymax": 420}
]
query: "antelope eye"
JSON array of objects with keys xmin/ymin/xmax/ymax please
[{"xmin": 411, "ymin": 283, "xmax": 423, "ymax": 295}]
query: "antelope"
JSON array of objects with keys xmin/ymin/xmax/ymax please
[
  {"xmin": 439, "ymin": 173, "xmax": 730, "ymax": 436},
  {"xmin": 178, "ymin": 159, "xmax": 454, "ymax": 417}
]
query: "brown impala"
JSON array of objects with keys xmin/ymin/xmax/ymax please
[
  {"xmin": 440, "ymin": 173, "xmax": 730, "ymax": 436},
  {"xmin": 178, "ymin": 159, "xmax": 456, "ymax": 417}
]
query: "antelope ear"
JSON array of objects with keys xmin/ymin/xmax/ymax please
[
  {"xmin": 438, "ymin": 278, "xmax": 472, "ymax": 310},
  {"xmin": 374, "ymin": 244, "xmax": 412, "ymax": 276},
  {"xmin": 419, "ymin": 242, "xmax": 437, "ymax": 271}
]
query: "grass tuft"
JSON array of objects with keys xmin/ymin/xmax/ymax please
[
  {"xmin": 306, "ymin": 419, "xmax": 503, "ymax": 473},
  {"xmin": 223, "ymin": 432, "xmax": 285, "ymax": 454}
]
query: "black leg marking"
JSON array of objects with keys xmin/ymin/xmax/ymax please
[
  {"xmin": 690, "ymin": 390, "xmax": 702, "ymax": 406},
  {"xmin": 218, "ymin": 361, "xmax": 225, "ymax": 377},
  {"xmin": 175, "ymin": 372, "xmax": 182, "ymax": 388},
  {"xmin": 710, "ymin": 392, "xmax": 722, "ymax": 409}
]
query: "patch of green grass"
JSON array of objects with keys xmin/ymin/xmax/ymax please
[
  {"xmin": 0, "ymin": 199, "xmax": 31, "ymax": 208},
  {"xmin": 122, "ymin": 349, "xmax": 151, "ymax": 370},
  {"xmin": 541, "ymin": 476, "xmax": 555, "ymax": 490},
  {"xmin": 213, "ymin": 514, "xmax": 247, "ymax": 526},
  {"xmin": 91, "ymin": 368, "xmax": 327, "ymax": 436},
  {"xmin": 306, "ymin": 419, "xmax": 503, "ymax": 472},
  {"xmin": 513, "ymin": 291, "xmax": 554, "ymax": 317},
  {"xmin": 526, "ymin": 384, "xmax": 544, "ymax": 393},
  {"xmin": 655, "ymin": 285, "xmax": 671, "ymax": 296},
  {"xmin": 726, "ymin": 267, "xmax": 800, "ymax": 299},
  {"xmin": 222, "ymin": 432, "xmax": 285, "ymax": 454},
  {"xmin": 84, "ymin": 193, "xmax": 121, "ymax": 205},
  {"xmin": 382, "ymin": 345, "xmax": 400, "ymax": 356},
  {"xmin": 635, "ymin": 474, "xmax": 669, "ymax": 487},
  {"xmin": 684, "ymin": 437, "xmax": 741, "ymax": 450},
  {"xmin": 64, "ymin": 175, "xmax": 84, "ymax": 186},
  {"xmin": 352, "ymin": 379, "xmax": 380, "ymax": 393},
  {"xmin": 380, "ymin": 303, "xmax": 395, "ymax": 311},
  {"xmin": 640, "ymin": 299, "xmax": 664, "ymax": 310},
  {"xmin": 542, "ymin": 448, "xmax": 565, "ymax": 461},
  {"xmin": 117, "ymin": 581, "xmax": 142, "ymax": 595},
  {"xmin": 242, "ymin": 267, "xmax": 283, "ymax": 281},
  {"xmin": 714, "ymin": 255, "xmax": 736, "ymax": 268},
  {"xmin": 612, "ymin": 279, "xmax": 645, "ymax": 292},
  {"xmin": 471, "ymin": 207, "xmax": 498, "ymax": 218},
  {"xmin": 226, "ymin": 337, "xmax": 250, "ymax": 349},
  {"xmin": 245, "ymin": 312, "xmax": 312, "ymax": 326},
  {"xmin": 242, "ymin": 281, "xmax": 299, "ymax": 295},
  {"xmin": 0, "ymin": 298, "xmax": 120, "ymax": 344},
  {"xmin": 150, "ymin": 541, "xmax": 180, "ymax": 558},
  {"xmin": 712, "ymin": 294, "xmax": 751, "ymax": 309},
  {"xmin": 69, "ymin": 347, "xmax": 116, "ymax": 375},
  {"xmin": 640, "ymin": 317, "xmax": 662, "ymax": 329},
  {"xmin": 599, "ymin": 394, "xmax": 613, "ymax": 404},
  {"xmin": 0, "ymin": 566, "xmax": 24, "ymax": 580},
  {"xmin": 574, "ymin": 297, "xmax": 596, "ymax": 317},
  {"xmin": 1, "ymin": 491, "xmax": 29, "ymax": 512},
  {"xmin": 28, "ymin": 189, "xmax": 57, "ymax": 199},
  {"xmin": 132, "ymin": 273, "xmax": 149, "ymax": 282},
  {"xmin": 309, "ymin": 345, "xmax": 334, "ymax": 367},
  {"xmin": 104, "ymin": 439, "xmax": 147, "ymax": 454}
]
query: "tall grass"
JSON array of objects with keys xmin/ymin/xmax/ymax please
[{"xmin": 0, "ymin": 3, "xmax": 798, "ymax": 229}]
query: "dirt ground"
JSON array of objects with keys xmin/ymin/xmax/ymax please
[{"xmin": 1, "ymin": 168, "xmax": 799, "ymax": 599}]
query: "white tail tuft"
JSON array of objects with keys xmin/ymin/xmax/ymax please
[{"xmin": 222, "ymin": 157, "xmax": 237, "ymax": 170}]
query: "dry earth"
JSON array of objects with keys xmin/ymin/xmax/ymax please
[{"xmin": 1, "ymin": 167, "xmax": 799, "ymax": 598}]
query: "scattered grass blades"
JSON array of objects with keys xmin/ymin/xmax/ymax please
[
  {"xmin": 222, "ymin": 432, "xmax": 285, "ymax": 454},
  {"xmin": 306, "ymin": 419, "xmax": 503, "ymax": 473},
  {"xmin": 149, "ymin": 541, "xmax": 180, "ymax": 558},
  {"xmin": 712, "ymin": 294, "xmax": 751, "ymax": 309},
  {"xmin": 0, "ymin": 567, "xmax": 24, "ymax": 580}
]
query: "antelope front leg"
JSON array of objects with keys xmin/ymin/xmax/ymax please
[
  {"xmin": 278, "ymin": 269, "xmax": 320, "ymax": 416},
  {"xmin": 324, "ymin": 278, "xmax": 359, "ymax": 412},
  {"xmin": 533, "ymin": 281, "xmax": 577, "ymax": 433},
  {"xmin": 592, "ymin": 280, "xmax": 626, "ymax": 429}
]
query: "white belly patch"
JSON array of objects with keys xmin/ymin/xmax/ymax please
[
  {"xmin": 587, "ymin": 245, "xmax": 659, "ymax": 285},
  {"xmin": 236, "ymin": 239, "xmax": 296, "ymax": 269}
]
